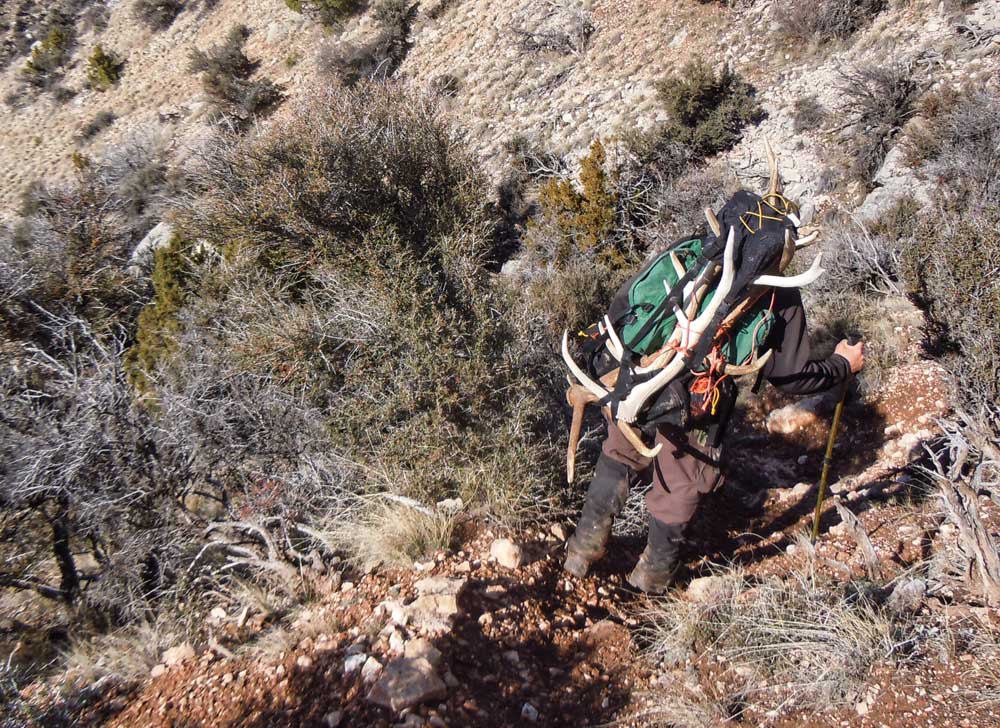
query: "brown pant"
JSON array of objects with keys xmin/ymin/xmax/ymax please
[{"xmin": 602, "ymin": 421, "xmax": 723, "ymax": 526}]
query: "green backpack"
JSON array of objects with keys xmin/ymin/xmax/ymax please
[{"xmin": 620, "ymin": 238, "xmax": 774, "ymax": 369}]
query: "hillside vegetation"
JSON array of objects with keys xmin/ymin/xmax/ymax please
[{"xmin": 1, "ymin": 0, "xmax": 999, "ymax": 726}]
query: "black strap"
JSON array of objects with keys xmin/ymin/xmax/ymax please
[{"xmin": 623, "ymin": 231, "xmax": 727, "ymax": 352}]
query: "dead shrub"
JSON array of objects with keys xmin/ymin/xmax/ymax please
[
  {"xmin": 792, "ymin": 94, "xmax": 828, "ymax": 133},
  {"xmin": 509, "ymin": 2, "xmax": 594, "ymax": 55},
  {"xmin": 77, "ymin": 110, "xmax": 117, "ymax": 143},
  {"xmin": 903, "ymin": 86, "xmax": 1000, "ymax": 211},
  {"xmin": 837, "ymin": 62, "xmax": 920, "ymax": 185},
  {"xmin": 314, "ymin": 0, "xmax": 415, "ymax": 85},
  {"xmin": 133, "ymin": 0, "xmax": 183, "ymax": 30},
  {"xmin": 775, "ymin": 0, "xmax": 887, "ymax": 43}
]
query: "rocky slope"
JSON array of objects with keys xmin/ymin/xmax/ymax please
[
  {"xmin": 3, "ymin": 1, "xmax": 1000, "ymax": 726},
  {"xmin": 26, "ymin": 353, "xmax": 995, "ymax": 728}
]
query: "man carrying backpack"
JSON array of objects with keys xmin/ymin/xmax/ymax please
[{"xmin": 560, "ymin": 148, "xmax": 865, "ymax": 594}]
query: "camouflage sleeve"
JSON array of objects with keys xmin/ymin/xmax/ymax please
[{"xmin": 760, "ymin": 287, "xmax": 851, "ymax": 395}]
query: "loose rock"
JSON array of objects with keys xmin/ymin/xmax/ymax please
[
  {"xmin": 521, "ymin": 702, "xmax": 539, "ymax": 722},
  {"xmin": 162, "ymin": 643, "xmax": 195, "ymax": 666},
  {"xmin": 489, "ymin": 538, "xmax": 524, "ymax": 569},
  {"xmin": 685, "ymin": 576, "xmax": 728, "ymax": 603},
  {"xmin": 367, "ymin": 657, "xmax": 447, "ymax": 712}
]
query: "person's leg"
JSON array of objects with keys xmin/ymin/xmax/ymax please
[
  {"xmin": 627, "ymin": 515, "xmax": 686, "ymax": 593},
  {"xmin": 564, "ymin": 421, "xmax": 652, "ymax": 577},
  {"xmin": 628, "ymin": 426, "xmax": 723, "ymax": 593}
]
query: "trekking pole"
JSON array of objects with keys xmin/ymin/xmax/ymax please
[{"xmin": 810, "ymin": 334, "xmax": 861, "ymax": 544}]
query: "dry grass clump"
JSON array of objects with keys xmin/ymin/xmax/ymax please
[
  {"xmin": 326, "ymin": 499, "xmax": 458, "ymax": 571},
  {"xmin": 61, "ymin": 614, "xmax": 197, "ymax": 686},
  {"xmin": 637, "ymin": 569, "xmax": 918, "ymax": 719}
]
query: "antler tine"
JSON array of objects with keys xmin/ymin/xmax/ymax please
[
  {"xmin": 779, "ymin": 228, "xmax": 796, "ymax": 272},
  {"xmin": 723, "ymin": 348, "xmax": 773, "ymax": 376},
  {"xmin": 705, "ymin": 207, "xmax": 721, "ymax": 237},
  {"xmin": 617, "ymin": 421, "xmax": 662, "ymax": 458},
  {"xmin": 795, "ymin": 230, "xmax": 820, "ymax": 248},
  {"xmin": 755, "ymin": 253, "xmax": 825, "ymax": 288},
  {"xmin": 562, "ymin": 331, "xmax": 610, "ymax": 400},
  {"xmin": 764, "ymin": 137, "xmax": 782, "ymax": 198},
  {"xmin": 669, "ymin": 251, "xmax": 686, "ymax": 279},
  {"xmin": 603, "ymin": 315, "xmax": 623, "ymax": 361},
  {"xmin": 566, "ymin": 384, "xmax": 599, "ymax": 482}
]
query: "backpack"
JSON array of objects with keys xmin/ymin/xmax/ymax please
[
  {"xmin": 577, "ymin": 189, "xmax": 797, "ymax": 431},
  {"xmin": 562, "ymin": 142, "xmax": 825, "ymax": 482}
]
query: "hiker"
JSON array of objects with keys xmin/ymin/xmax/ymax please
[{"xmin": 560, "ymin": 146, "xmax": 865, "ymax": 594}]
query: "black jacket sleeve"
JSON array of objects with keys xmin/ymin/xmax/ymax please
[{"xmin": 760, "ymin": 287, "xmax": 851, "ymax": 395}]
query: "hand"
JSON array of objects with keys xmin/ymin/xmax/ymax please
[{"xmin": 834, "ymin": 339, "xmax": 865, "ymax": 373}]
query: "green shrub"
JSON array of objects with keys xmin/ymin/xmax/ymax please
[
  {"xmin": 170, "ymin": 81, "xmax": 561, "ymax": 523},
  {"xmin": 85, "ymin": 45, "xmax": 124, "ymax": 91},
  {"xmin": 628, "ymin": 58, "xmax": 762, "ymax": 177},
  {"xmin": 285, "ymin": 0, "xmax": 360, "ymax": 26},
  {"xmin": 189, "ymin": 25, "xmax": 283, "ymax": 122},
  {"xmin": 21, "ymin": 24, "xmax": 72, "ymax": 88},
  {"xmin": 530, "ymin": 139, "xmax": 619, "ymax": 266},
  {"xmin": 133, "ymin": 0, "xmax": 184, "ymax": 30},
  {"xmin": 901, "ymin": 208, "xmax": 1000, "ymax": 423},
  {"xmin": 125, "ymin": 235, "xmax": 193, "ymax": 392}
]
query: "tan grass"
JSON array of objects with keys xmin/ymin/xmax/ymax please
[{"xmin": 637, "ymin": 567, "xmax": 913, "ymax": 717}]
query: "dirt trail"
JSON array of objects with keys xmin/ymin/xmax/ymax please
[{"xmin": 63, "ymin": 358, "xmax": 1000, "ymax": 728}]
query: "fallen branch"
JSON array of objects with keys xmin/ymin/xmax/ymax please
[{"xmin": 833, "ymin": 500, "xmax": 882, "ymax": 580}]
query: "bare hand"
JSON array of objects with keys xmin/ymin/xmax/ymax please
[{"xmin": 834, "ymin": 339, "xmax": 865, "ymax": 373}]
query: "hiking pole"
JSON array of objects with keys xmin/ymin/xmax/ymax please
[{"xmin": 810, "ymin": 334, "xmax": 861, "ymax": 544}]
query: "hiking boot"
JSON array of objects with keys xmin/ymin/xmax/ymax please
[
  {"xmin": 563, "ymin": 455, "xmax": 630, "ymax": 578},
  {"xmin": 626, "ymin": 518, "xmax": 685, "ymax": 595},
  {"xmin": 626, "ymin": 548, "xmax": 679, "ymax": 594}
]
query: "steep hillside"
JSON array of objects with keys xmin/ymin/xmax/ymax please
[{"xmin": 2, "ymin": 1, "xmax": 1000, "ymax": 727}]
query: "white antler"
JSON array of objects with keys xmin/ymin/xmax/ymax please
[
  {"xmin": 616, "ymin": 227, "xmax": 738, "ymax": 424},
  {"xmin": 754, "ymin": 253, "xmax": 825, "ymax": 288},
  {"xmin": 562, "ymin": 330, "xmax": 609, "ymax": 400},
  {"xmin": 603, "ymin": 315, "xmax": 623, "ymax": 361}
]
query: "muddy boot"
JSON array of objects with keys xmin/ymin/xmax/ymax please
[
  {"xmin": 627, "ymin": 517, "xmax": 685, "ymax": 594},
  {"xmin": 564, "ymin": 456, "xmax": 630, "ymax": 578}
]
